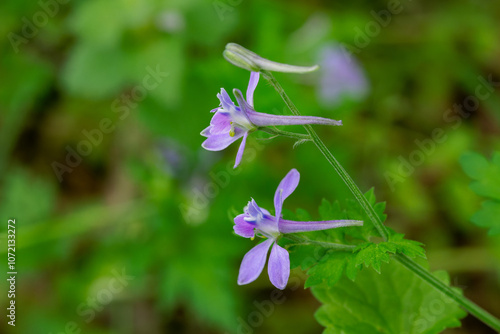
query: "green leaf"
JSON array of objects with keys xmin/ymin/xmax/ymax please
[
  {"xmin": 354, "ymin": 242, "xmax": 395, "ymax": 273},
  {"xmin": 460, "ymin": 151, "xmax": 500, "ymax": 235},
  {"xmin": 471, "ymin": 200, "xmax": 500, "ymax": 236},
  {"xmin": 365, "ymin": 187, "xmax": 388, "ymax": 224},
  {"xmin": 0, "ymin": 167, "xmax": 56, "ymax": 225},
  {"xmin": 389, "ymin": 233, "xmax": 427, "ymax": 258},
  {"xmin": 62, "ymin": 43, "xmax": 130, "ymax": 99},
  {"xmin": 460, "ymin": 151, "xmax": 500, "ymax": 201},
  {"xmin": 354, "ymin": 234, "xmax": 426, "ymax": 273},
  {"xmin": 305, "ymin": 251, "xmax": 356, "ymax": 288},
  {"xmin": 312, "ymin": 261, "xmax": 466, "ymax": 334},
  {"xmin": 318, "ymin": 191, "xmax": 386, "ymax": 244},
  {"xmin": 289, "ymin": 244, "xmax": 327, "ymax": 271}
]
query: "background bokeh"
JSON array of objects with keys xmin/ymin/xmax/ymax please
[{"xmin": 1, "ymin": 0, "xmax": 500, "ymax": 333}]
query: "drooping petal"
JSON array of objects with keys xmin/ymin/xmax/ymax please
[
  {"xmin": 274, "ymin": 169, "xmax": 300, "ymax": 223},
  {"xmin": 278, "ymin": 219, "xmax": 363, "ymax": 234},
  {"xmin": 238, "ymin": 238, "xmax": 274, "ymax": 286},
  {"xmin": 202, "ymin": 129, "xmax": 244, "ymax": 151},
  {"xmin": 246, "ymin": 72, "xmax": 260, "ymax": 108},
  {"xmin": 246, "ymin": 109, "xmax": 342, "ymax": 127},
  {"xmin": 234, "ymin": 214, "xmax": 255, "ymax": 238},
  {"xmin": 268, "ymin": 243, "xmax": 290, "ymax": 290},
  {"xmin": 234, "ymin": 131, "xmax": 248, "ymax": 168}
]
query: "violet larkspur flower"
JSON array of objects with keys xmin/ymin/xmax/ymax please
[
  {"xmin": 317, "ymin": 42, "xmax": 369, "ymax": 108},
  {"xmin": 234, "ymin": 169, "xmax": 363, "ymax": 290},
  {"xmin": 201, "ymin": 72, "xmax": 343, "ymax": 168}
]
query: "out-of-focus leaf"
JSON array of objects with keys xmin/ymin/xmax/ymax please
[{"xmin": 460, "ymin": 151, "xmax": 500, "ymax": 235}]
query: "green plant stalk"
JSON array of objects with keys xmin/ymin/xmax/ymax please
[{"xmin": 261, "ymin": 70, "xmax": 500, "ymax": 332}]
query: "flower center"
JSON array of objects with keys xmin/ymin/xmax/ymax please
[{"xmin": 243, "ymin": 200, "xmax": 280, "ymax": 239}]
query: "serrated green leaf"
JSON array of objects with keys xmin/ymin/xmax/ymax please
[
  {"xmin": 319, "ymin": 198, "xmax": 343, "ymax": 221},
  {"xmin": 389, "ymin": 233, "xmax": 427, "ymax": 258},
  {"xmin": 305, "ymin": 251, "xmax": 354, "ymax": 288},
  {"xmin": 365, "ymin": 188, "xmax": 388, "ymax": 224},
  {"xmin": 312, "ymin": 261, "xmax": 466, "ymax": 334},
  {"xmin": 355, "ymin": 242, "xmax": 396, "ymax": 273},
  {"xmin": 353, "ymin": 234, "xmax": 426, "ymax": 273}
]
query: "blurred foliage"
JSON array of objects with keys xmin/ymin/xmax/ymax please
[
  {"xmin": 1, "ymin": 0, "xmax": 500, "ymax": 333},
  {"xmin": 461, "ymin": 151, "xmax": 500, "ymax": 236}
]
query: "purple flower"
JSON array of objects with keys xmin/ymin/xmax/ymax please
[
  {"xmin": 201, "ymin": 72, "xmax": 343, "ymax": 168},
  {"xmin": 234, "ymin": 169, "xmax": 363, "ymax": 290},
  {"xmin": 317, "ymin": 43, "xmax": 369, "ymax": 108}
]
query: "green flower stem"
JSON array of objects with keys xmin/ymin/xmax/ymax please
[
  {"xmin": 261, "ymin": 70, "xmax": 500, "ymax": 332},
  {"xmin": 257, "ymin": 126, "xmax": 311, "ymax": 141},
  {"xmin": 283, "ymin": 234, "xmax": 356, "ymax": 251}
]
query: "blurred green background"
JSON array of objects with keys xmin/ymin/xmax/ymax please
[{"xmin": 1, "ymin": 0, "xmax": 500, "ymax": 333}]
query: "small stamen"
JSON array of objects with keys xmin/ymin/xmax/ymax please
[{"xmin": 229, "ymin": 122, "xmax": 236, "ymax": 137}]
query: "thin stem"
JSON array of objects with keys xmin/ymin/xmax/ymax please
[
  {"xmin": 283, "ymin": 234, "xmax": 356, "ymax": 251},
  {"xmin": 258, "ymin": 126, "xmax": 311, "ymax": 141},
  {"xmin": 261, "ymin": 70, "xmax": 500, "ymax": 332}
]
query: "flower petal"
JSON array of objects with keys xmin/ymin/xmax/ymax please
[
  {"xmin": 274, "ymin": 169, "xmax": 300, "ymax": 223},
  {"xmin": 244, "ymin": 198, "xmax": 263, "ymax": 221},
  {"xmin": 200, "ymin": 126, "xmax": 212, "ymax": 137},
  {"xmin": 210, "ymin": 112, "xmax": 231, "ymax": 134},
  {"xmin": 278, "ymin": 219, "xmax": 363, "ymax": 234},
  {"xmin": 238, "ymin": 238, "xmax": 274, "ymax": 286},
  {"xmin": 233, "ymin": 89, "xmax": 254, "ymax": 119},
  {"xmin": 268, "ymin": 243, "xmax": 290, "ymax": 290},
  {"xmin": 246, "ymin": 109, "xmax": 342, "ymax": 127},
  {"xmin": 243, "ymin": 199, "xmax": 279, "ymax": 237},
  {"xmin": 234, "ymin": 214, "xmax": 255, "ymax": 238},
  {"xmin": 218, "ymin": 88, "xmax": 234, "ymax": 109},
  {"xmin": 201, "ymin": 129, "xmax": 244, "ymax": 151},
  {"xmin": 234, "ymin": 132, "xmax": 248, "ymax": 168},
  {"xmin": 246, "ymin": 72, "xmax": 260, "ymax": 108}
]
